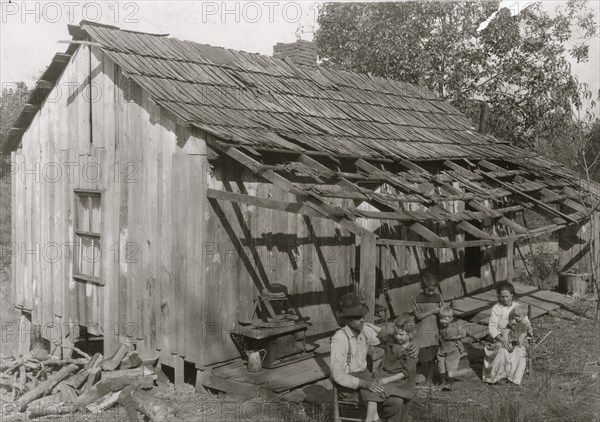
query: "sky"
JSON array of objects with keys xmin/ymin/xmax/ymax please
[{"xmin": 1, "ymin": 0, "xmax": 599, "ymax": 104}]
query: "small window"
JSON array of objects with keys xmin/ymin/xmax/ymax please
[{"xmin": 74, "ymin": 190, "xmax": 102, "ymax": 284}]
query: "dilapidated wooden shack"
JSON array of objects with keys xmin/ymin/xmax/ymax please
[{"xmin": 5, "ymin": 21, "xmax": 599, "ymax": 387}]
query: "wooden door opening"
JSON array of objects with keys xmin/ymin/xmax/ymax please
[{"xmin": 464, "ymin": 222, "xmax": 482, "ymax": 278}]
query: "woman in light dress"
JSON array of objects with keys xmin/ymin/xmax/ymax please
[{"xmin": 482, "ymin": 282, "xmax": 533, "ymax": 385}]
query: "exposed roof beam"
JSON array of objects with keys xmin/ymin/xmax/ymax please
[
  {"xmin": 207, "ymin": 188, "xmax": 327, "ymax": 219},
  {"xmin": 498, "ymin": 217, "xmax": 529, "ymax": 234},
  {"xmin": 377, "ymin": 221, "xmax": 567, "ymax": 248},
  {"xmin": 355, "ymin": 159, "xmax": 427, "ymax": 197},
  {"xmin": 298, "ymin": 154, "xmax": 453, "ymax": 227},
  {"xmin": 457, "ymin": 221, "xmax": 495, "ymax": 240},
  {"xmin": 206, "ymin": 141, "xmax": 375, "ymax": 237},
  {"xmin": 479, "ymin": 171, "xmax": 578, "ymax": 224},
  {"xmin": 409, "ymin": 222, "xmax": 449, "ymax": 244},
  {"xmin": 57, "ymin": 40, "xmax": 103, "ymax": 47},
  {"xmin": 562, "ymin": 198, "xmax": 588, "ymax": 213}
]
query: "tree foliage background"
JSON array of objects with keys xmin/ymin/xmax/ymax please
[
  {"xmin": 0, "ymin": 82, "xmax": 29, "ymax": 153},
  {"xmin": 315, "ymin": 0, "xmax": 599, "ymax": 179}
]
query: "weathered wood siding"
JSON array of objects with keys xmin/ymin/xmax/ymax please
[{"xmin": 198, "ymin": 160, "xmax": 357, "ymax": 364}]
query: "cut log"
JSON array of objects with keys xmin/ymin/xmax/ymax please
[
  {"xmin": 14, "ymin": 364, "xmax": 79, "ymax": 411},
  {"xmin": 86, "ymin": 390, "xmax": 121, "ymax": 413},
  {"xmin": 121, "ymin": 352, "xmax": 143, "ymax": 369},
  {"xmin": 25, "ymin": 392, "xmax": 61, "ymax": 413},
  {"xmin": 118, "ymin": 386, "xmax": 142, "ymax": 422},
  {"xmin": 83, "ymin": 367, "xmax": 102, "ymax": 391},
  {"xmin": 100, "ymin": 367, "xmax": 156, "ymax": 391},
  {"xmin": 87, "ymin": 353, "xmax": 104, "ymax": 369},
  {"xmin": 65, "ymin": 368, "xmax": 90, "ymax": 389},
  {"xmin": 141, "ymin": 357, "xmax": 159, "ymax": 369},
  {"xmin": 155, "ymin": 366, "xmax": 170, "ymax": 385},
  {"xmin": 74, "ymin": 380, "xmax": 113, "ymax": 411},
  {"xmin": 44, "ymin": 358, "xmax": 88, "ymax": 366},
  {"xmin": 58, "ymin": 381, "xmax": 78, "ymax": 403},
  {"xmin": 101, "ymin": 366, "xmax": 155, "ymax": 381},
  {"xmin": 65, "ymin": 353, "xmax": 104, "ymax": 390},
  {"xmin": 18, "ymin": 366, "xmax": 26, "ymax": 388},
  {"xmin": 27, "ymin": 403, "xmax": 75, "ymax": 418},
  {"xmin": 131, "ymin": 389, "xmax": 175, "ymax": 422},
  {"xmin": 101, "ymin": 345, "xmax": 129, "ymax": 371}
]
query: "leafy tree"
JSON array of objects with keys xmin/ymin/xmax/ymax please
[
  {"xmin": 0, "ymin": 81, "xmax": 29, "ymax": 152},
  {"xmin": 315, "ymin": 1, "xmax": 598, "ymax": 155},
  {"xmin": 584, "ymin": 119, "xmax": 600, "ymax": 182}
]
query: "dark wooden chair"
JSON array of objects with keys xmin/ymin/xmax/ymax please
[{"xmin": 331, "ymin": 383, "xmax": 364, "ymax": 422}]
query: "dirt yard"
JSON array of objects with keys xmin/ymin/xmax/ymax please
[{"xmin": 2, "ymin": 299, "xmax": 598, "ymax": 421}]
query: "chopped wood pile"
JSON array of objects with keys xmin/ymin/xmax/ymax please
[{"xmin": 0, "ymin": 344, "xmax": 174, "ymax": 421}]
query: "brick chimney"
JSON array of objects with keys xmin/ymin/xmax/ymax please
[
  {"xmin": 478, "ymin": 101, "xmax": 491, "ymax": 135},
  {"xmin": 273, "ymin": 40, "xmax": 318, "ymax": 67}
]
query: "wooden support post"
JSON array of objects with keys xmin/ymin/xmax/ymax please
[
  {"xmin": 19, "ymin": 311, "xmax": 32, "ymax": 355},
  {"xmin": 195, "ymin": 369, "xmax": 208, "ymax": 394},
  {"xmin": 527, "ymin": 304, "xmax": 533, "ymax": 375},
  {"xmin": 359, "ymin": 234, "xmax": 377, "ymax": 323},
  {"xmin": 507, "ymin": 239, "xmax": 515, "ymax": 283},
  {"xmin": 174, "ymin": 355, "xmax": 184, "ymax": 389}
]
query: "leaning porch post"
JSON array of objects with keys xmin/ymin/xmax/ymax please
[
  {"xmin": 507, "ymin": 238, "xmax": 515, "ymax": 283},
  {"xmin": 359, "ymin": 233, "xmax": 377, "ymax": 323}
]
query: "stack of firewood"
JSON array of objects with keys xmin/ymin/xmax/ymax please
[{"xmin": 0, "ymin": 344, "xmax": 174, "ymax": 421}]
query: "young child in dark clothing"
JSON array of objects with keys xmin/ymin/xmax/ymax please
[
  {"xmin": 437, "ymin": 306, "xmax": 473, "ymax": 391},
  {"xmin": 363, "ymin": 313, "xmax": 418, "ymax": 422},
  {"xmin": 414, "ymin": 273, "xmax": 444, "ymax": 383}
]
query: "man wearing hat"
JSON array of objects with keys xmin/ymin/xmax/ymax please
[{"xmin": 331, "ymin": 293, "xmax": 418, "ymax": 422}]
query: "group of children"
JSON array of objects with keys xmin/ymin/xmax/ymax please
[{"xmin": 363, "ymin": 274, "xmax": 531, "ymax": 421}]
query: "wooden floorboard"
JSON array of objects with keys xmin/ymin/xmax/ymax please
[{"xmin": 452, "ymin": 282, "xmax": 572, "ymax": 325}]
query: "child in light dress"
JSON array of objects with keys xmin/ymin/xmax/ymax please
[{"xmin": 507, "ymin": 304, "xmax": 533, "ymax": 351}]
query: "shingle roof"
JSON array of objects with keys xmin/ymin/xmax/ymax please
[
  {"xmin": 78, "ymin": 22, "xmax": 520, "ymax": 161},
  {"xmin": 4, "ymin": 22, "xmax": 599, "ymax": 240}
]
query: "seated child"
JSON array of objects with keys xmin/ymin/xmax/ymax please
[
  {"xmin": 363, "ymin": 313, "xmax": 418, "ymax": 422},
  {"xmin": 437, "ymin": 306, "xmax": 472, "ymax": 391},
  {"xmin": 507, "ymin": 304, "xmax": 533, "ymax": 352},
  {"xmin": 413, "ymin": 273, "xmax": 444, "ymax": 383}
]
